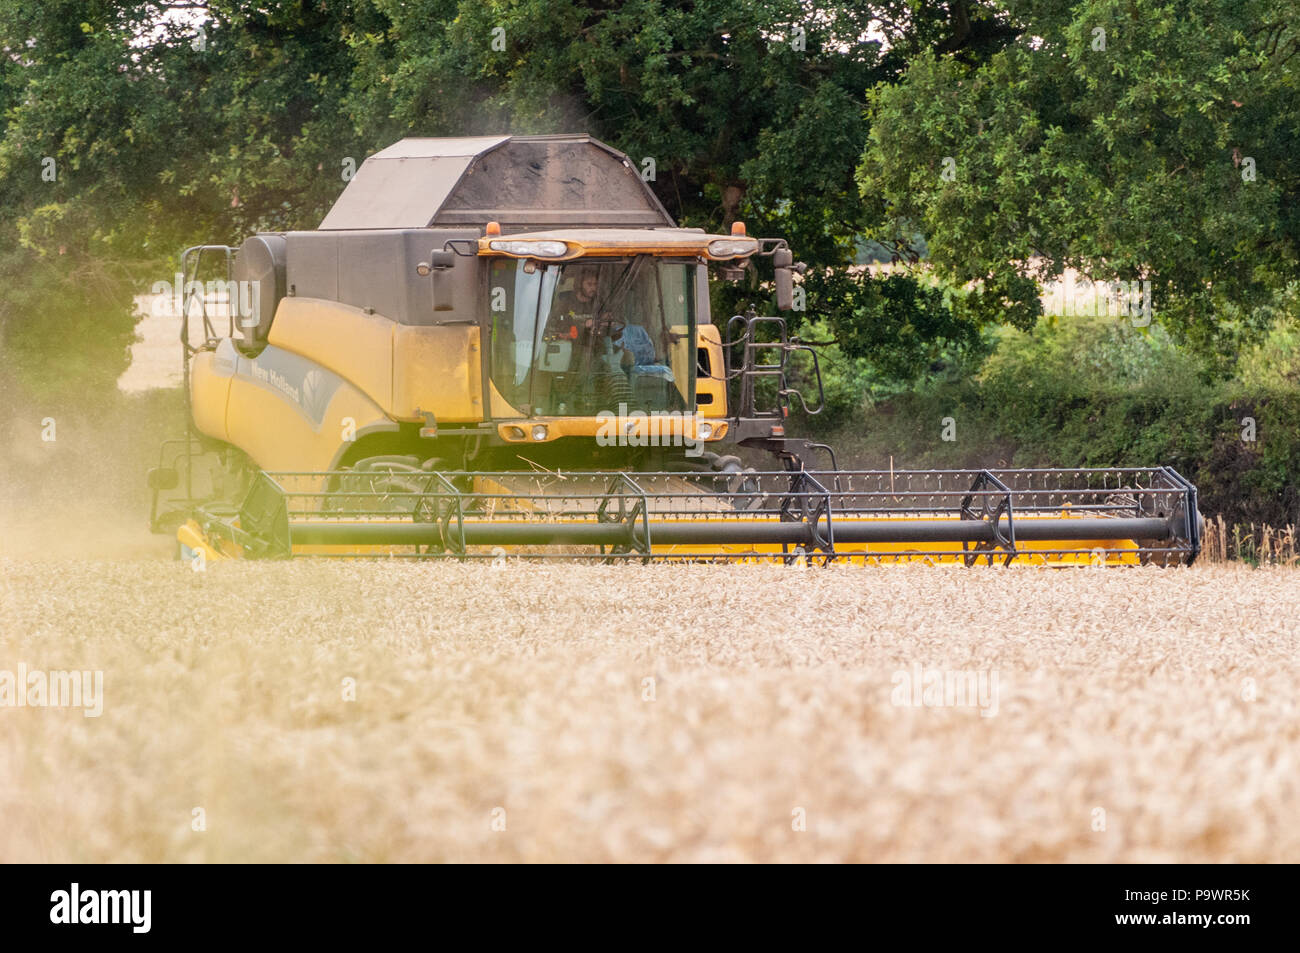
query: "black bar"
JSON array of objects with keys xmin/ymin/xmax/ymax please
[
  {"xmin": 3, "ymin": 864, "xmax": 1285, "ymax": 940},
  {"xmin": 288, "ymin": 516, "xmax": 1173, "ymax": 549},
  {"xmin": 291, "ymin": 521, "xmax": 636, "ymax": 547}
]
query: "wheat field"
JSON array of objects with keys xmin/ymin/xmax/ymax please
[{"xmin": 1, "ymin": 543, "xmax": 1297, "ymax": 863}]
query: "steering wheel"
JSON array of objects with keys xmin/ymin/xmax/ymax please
[{"xmin": 589, "ymin": 312, "xmax": 623, "ymax": 337}]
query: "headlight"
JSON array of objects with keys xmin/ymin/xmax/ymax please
[
  {"xmin": 698, "ymin": 422, "xmax": 713, "ymax": 440},
  {"xmin": 531, "ymin": 424, "xmax": 549, "ymax": 441},
  {"xmin": 504, "ymin": 425, "xmax": 526, "ymax": 440},
  {"xmin": 489, "ymin": 240, "xmax": 569, "ymax": 257},
  {"xmin": 707, "ymin": 239, "xmax": 759, "ymax": 259}
]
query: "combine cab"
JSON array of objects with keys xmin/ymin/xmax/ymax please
[{"xmin": 149, "ymin": 134, "xmax": 1202, "ymax": 566}]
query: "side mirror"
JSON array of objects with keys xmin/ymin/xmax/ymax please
[
  {"xmin": 773, "ymin": 248, "xmax": 794, "ymax": 311},
  {"xmin": 147, "ymin": 467, "xmax": 179, "ymax": 491},
  {"xmin": 416, "ymin": 250, "xmax": 458, "ymax": 312}
]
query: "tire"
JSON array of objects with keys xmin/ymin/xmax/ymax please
[{"xmin": 708, "ymin": 454, "xmax": 763, "ymax": 509}]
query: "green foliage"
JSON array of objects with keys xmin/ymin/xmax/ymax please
[
  {"xmin": 860, "ymin": 0, "xmax": 1300, "ymax": 359},
  {"xmin": 1235, "ymin": 286, "xmax": 1300, "ymax": 392},
  {"xmin": 783, "ymin": 318, "xmax": 884, "ymax": 428},
  {"xmin": 973, "ymin": 315, "xmax": 1214, "ymax": 470},
  {"xmin": 0, "ymin": 1, "xmax": 381, "ymax": 393},
  {"xmin": 817, "ymin": 271, "xmax": 989, "ymax": 379},
  {"xmin": 0, "ymin": 243, "xmax": 138, "ymax": 399},
  {"xmin": 978, "ymin": 314, "xmax": 1205, "ymax": 398}
]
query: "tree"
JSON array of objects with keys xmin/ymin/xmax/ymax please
[
  {"xmin": 859, "ymin": 0, "xmax": 1300, "ymax": 361},
  {"xmin": 0, "ymin": 1, "xmax": 378, "ymax": 395}
]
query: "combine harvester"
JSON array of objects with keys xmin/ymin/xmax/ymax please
[{"xmin": 148, "ymin": 135, "xmax": 1202, "ymax": 566}]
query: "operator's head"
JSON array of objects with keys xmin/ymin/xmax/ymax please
[{"xmin": 574, "ymin": 267, "xmax": 599, "ymax": 302}]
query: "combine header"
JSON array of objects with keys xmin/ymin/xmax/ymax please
[
  {"xmin": 167, "ymin": 466, "xmax": 1201, "ymax": 565},
  {"xmin": 149, "ymin": 134, "xmax": 1202, "ymax": 566}
]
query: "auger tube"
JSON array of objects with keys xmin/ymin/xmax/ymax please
[{"xmin": 287, "ymin": 516, "xmax": 1174, "ymax": 549}]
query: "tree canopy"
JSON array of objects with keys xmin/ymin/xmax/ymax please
[{"xmin": 861, "ymin": 0, "xmax": 1300, "ymax": 359}]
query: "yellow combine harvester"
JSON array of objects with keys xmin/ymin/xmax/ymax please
[{"xmin": 148, "ymin": 134, "xmax": 1202, "ymax": 565}]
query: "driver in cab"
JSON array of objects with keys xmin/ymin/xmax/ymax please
[
  {"xmin": 549, "ymin": 266, "xmax": 657, "ymax": 374},
  {"xmin": 550, "ymin": 267, "xmax": 629, "ymax": 367},
  {"xmin": 553, "ymin": 267, "xmax": 606, "ymax": 339}
]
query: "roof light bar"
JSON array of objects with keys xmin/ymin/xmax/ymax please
[
  {"xmin": 487, "ymin": 240, "xmax": 570, "ymax": 258},
  {"xmin": 706, "ymin": 238, "xmax": 759, "ymax": 259}
]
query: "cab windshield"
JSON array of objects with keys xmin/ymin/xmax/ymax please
[{"xmin": 488, "ymin": 256, "xmax": 696, "ymax": 417}]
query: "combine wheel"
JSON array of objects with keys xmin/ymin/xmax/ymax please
[
  {"xmin": 323, "ymin": 455, "xmax": 456, "ymax": 554},
  {"xmin": 710, "ymin": 454, "xmax": 763, "ymax": 509},
  {"xmin": 340, "ymin": 457, "xmax": 423, "ymax": 515},
  {"xmin": 326, "ymin": 456, "xmax": 448, "ymax": 517},
  {"xmin": 678, "ymin": 451, "xmax": 763, "ymax": 509}
]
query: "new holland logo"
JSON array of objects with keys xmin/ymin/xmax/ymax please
[{"xmin": 301, "ymin": 368, "xmax": 329, "ymax": 422}]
